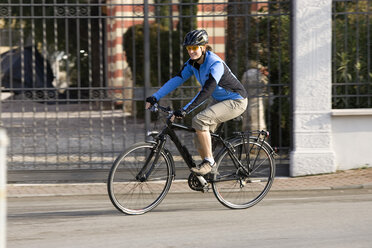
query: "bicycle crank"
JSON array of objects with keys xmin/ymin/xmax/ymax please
[{"xmin": 188, "ymin": 173, "xmax": 209, "ymax": 192}]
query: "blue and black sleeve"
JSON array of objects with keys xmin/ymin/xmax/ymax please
[{"xmin": 184, "ymin": 73, "xmax": 217, "ymax": 113}]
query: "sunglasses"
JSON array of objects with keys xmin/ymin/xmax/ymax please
[{"xmin": 186, "ymin": 45, "xmax": 200, "ymax": 51}]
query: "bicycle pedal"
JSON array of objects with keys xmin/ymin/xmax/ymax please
[{"xmin": 202, "ymin": 185, "xmax": 210, "ymax": 193}]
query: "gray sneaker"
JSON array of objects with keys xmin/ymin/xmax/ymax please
[{"xmin": 191, "ymin": 160, "xmax": 215, "ymax": 176}]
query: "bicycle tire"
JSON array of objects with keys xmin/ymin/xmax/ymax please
[
  {"xmin": 107, "ymin": 142, "xmax": 173, "ymax": 215},
  {"xmin": 212, "ymin": 138, "xmax": 275, "ymax": 209}
]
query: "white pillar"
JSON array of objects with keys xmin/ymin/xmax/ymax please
[
  {"xmin": 0, "ymin": 129, "xmax": 8, "ymax": 248},
  {"xmin": 290, "ymin": 0, "xmax": 336, "ymax": 176}
]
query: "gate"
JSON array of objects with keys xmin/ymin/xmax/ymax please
[{"xmin": 0, "ymin": 0, "xmax": 291, "ymax": 179}]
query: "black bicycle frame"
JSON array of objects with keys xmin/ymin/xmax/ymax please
[
  {"xmin": 166, "ymin": 119, "xmax": 252, "ymax": 173},
  {"xmin": 139, "ymin": 116, "xmax": 265, "ymax": 181},
  {"xmin": 135, "ymin": 119, "xmax": 199, "ymax": 181},
  {"xmin": 160, "ymin": 121, "xmax": 198, "ymax": 169}
]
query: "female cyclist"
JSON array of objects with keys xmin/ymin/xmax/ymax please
[{"xmin": 146, "ymin": 29, "xmax": 248, "ymax": 176}]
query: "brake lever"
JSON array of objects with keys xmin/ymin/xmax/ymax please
[{"xmin": 149, "ymin": 103, "xmax": 158, "ymax": 112}]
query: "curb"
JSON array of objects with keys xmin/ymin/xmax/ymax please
[{"xmin": 6, "ymin": 180, "xmax": 372, "ymax": 198}]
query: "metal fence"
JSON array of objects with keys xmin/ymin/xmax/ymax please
[
  {"xmin": 0, "ymin": 0, "xmax": 291, "ymax": 177},
  {"xmin": 332, "ymin": 0, "xmax": 371, "ymax": 108}
]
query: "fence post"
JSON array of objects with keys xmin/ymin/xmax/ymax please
[
  {"xmin": 0, "ymin": 129, "xmax": 8, "ymax": 248},
  {"xmin": 144, "ymin": 0, "xmax": 151, "ymax": 135},
  {"xmin": 290, "ymin": 0, "xmax": 336, "ymax": 176}
]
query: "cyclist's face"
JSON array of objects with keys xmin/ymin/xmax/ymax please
[{"xmin": 187, "ymin": 45, "xmax": 204, "ymax": 60}]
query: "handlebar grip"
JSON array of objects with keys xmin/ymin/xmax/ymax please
[
  {"xmin": 149, "ymin": 104, "xmax": 158, "ymax": 112},
  {"xmin": 148, "ymin": 103, "xmax": 172, "ymax": 115}
]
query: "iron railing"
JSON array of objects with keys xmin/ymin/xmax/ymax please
[
  {"xmin": 332, "ymin": 0, "xmax": 371, "ymax": 108},
  {"xmin": 0, "ymin": 0, "xmax": 291, "ymax": 177}
]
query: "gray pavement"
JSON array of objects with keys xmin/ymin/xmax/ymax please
[
  {"xmin": 8, "ymin": 189, "xmax": 372, "ymax": 248},
  {"xmin": 6, "ymin": 167, "xmax": 372, "ymax": 197}
]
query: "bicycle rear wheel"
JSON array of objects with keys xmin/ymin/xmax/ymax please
[
  {"xmin": 212, "ymin": 139, "xmax": 275, "ymax": 209},
  {"xmin": 108, "ymin": 142, "xmax": 173, "ymax": 215}
]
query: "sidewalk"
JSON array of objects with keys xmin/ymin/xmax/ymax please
[{"xmin": 6, "ymin": 168, "xmax": 372, "ymax": 197}]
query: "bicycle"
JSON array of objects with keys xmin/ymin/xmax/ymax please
[{"xmin": 107, "ymin": 103, "xmax": 276, "ymax": 215}]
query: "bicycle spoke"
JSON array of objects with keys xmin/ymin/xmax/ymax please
[
  {"xmin": 108, "ymin": 142, "xmax": 172, "ymax": 215},
  {"xmin": 212, "ymin": 139, "xmax": 275, "ymax": 209}
]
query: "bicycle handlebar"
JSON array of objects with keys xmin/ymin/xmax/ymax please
[{"xmin": 149, "ymin": 103, "xmax": 174, "ymax": 117}]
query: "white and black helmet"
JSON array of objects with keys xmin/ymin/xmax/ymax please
[{"xmin": 183, "ymin": 29, "xmax": 208, "ymax": 46}]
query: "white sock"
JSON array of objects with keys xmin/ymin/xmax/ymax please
[{"xmin": 204, "ymin": 157, "xmax": 215, "ymax": 165}]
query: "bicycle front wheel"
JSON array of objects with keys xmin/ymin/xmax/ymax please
[
  {"xmin": 212, "ymin": 139, "xmax": 275, "ymax": 209},
  {"xmin": 108, "ymin": 142, "xmax": 173, "ymax": 215}
]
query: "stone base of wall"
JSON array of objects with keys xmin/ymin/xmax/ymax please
[{"xmin": 290, "ymin": 150, "xmax": 336, "ymax": 176}]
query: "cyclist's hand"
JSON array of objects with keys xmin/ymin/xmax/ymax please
[
  {"xmin": 174, "ymin": 109, "xmax": 186, "ymax": 119},
  {"xmin": 145, "ymin": 96, "xmax": 157, "ymax": 109}
]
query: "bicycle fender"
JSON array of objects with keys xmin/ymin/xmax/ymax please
[{"xmin": 248, "ymin": 138, "xmax": 276, "ymax": 156}]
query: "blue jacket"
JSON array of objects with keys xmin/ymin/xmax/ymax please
[{"xmin": 153, "ymin": 51, "xmax": 247, "ymax": 113}]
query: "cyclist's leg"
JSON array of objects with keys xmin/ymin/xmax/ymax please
[
  {"xmin": 193, "ymin": 98, "xmax": 248, "ymax": 141},
  {"xmin": 194, "ymin": 129, "xmax": 212, "ymax": 159},
  {"xmin": 193, "ymin": 98, "xmax": 248, "ymax": 132},
  {"xmin": 192, "ymin": 99, "xmax": 217, "ymax": 160},
  {"xmin": 192, "ymin": 98, "xmax": 248, "ymax": 173}
]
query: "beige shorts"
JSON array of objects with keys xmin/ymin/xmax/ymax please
[{"xmin": 192, "ymin": 98, "xmax": 248, "ymax": 132}]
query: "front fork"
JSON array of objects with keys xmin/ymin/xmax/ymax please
[{"xmin": 135, "ymin": 141, "xmax": 166, "ymax": 182}]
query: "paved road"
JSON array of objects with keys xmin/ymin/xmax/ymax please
[{"xmin": 7, "ymin": 189, "xmax": 372, "ymax": 248}]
